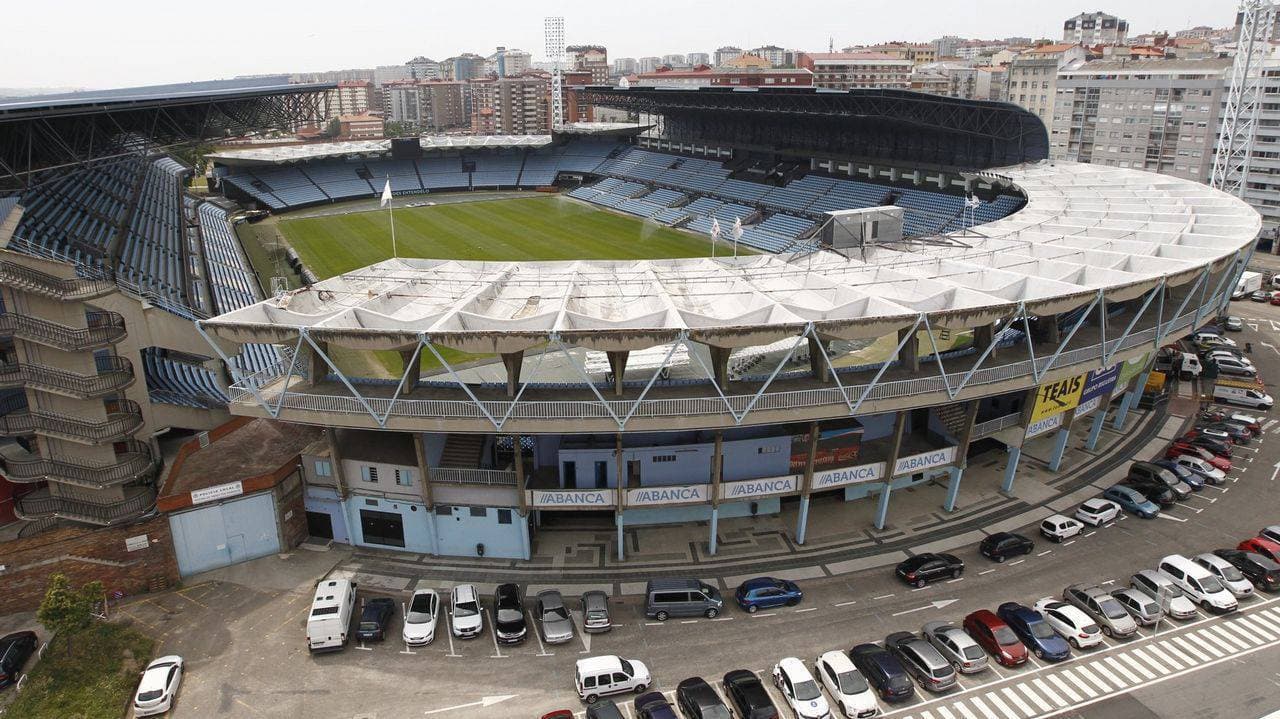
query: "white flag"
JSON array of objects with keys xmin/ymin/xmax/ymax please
[
  {"xmin": 711, "ymin": 217, "xmax": 721, "ymax": 239},
  {"xmin": 965, "ymin": 195, "xmax": 981, "ymax": 209},
  {"xmin": 380, "ymin": 178, "xmax": 392, "ymax": 207},
  {"xmin": 732, "ymin": 216, "xmax": 743, "ymax": 239}
]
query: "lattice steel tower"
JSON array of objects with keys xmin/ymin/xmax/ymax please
[
  {"xmin": 1211, "ymin": 0, "xmax": 1277, "ymax": 197},
  {"xmin": 545, "ymin": 16, "xmax": 566, "ymax": 130}
]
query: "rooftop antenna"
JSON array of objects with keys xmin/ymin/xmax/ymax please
[
  {"xmin": 545, "ymin": 16, "xmax": 566, "ymax": 131},
  {"xmin": 829, "ymin": 37, "xmax": 834, "ymax": 53}
]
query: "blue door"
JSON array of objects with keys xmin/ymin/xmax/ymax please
[{"xmin": 169, "ymin": 493, "xmax": 281, "ymax": 576}]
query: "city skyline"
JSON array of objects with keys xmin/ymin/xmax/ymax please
[{"xmin": 2, "ymin": 0, "xmax": 1233, "ymax": 90}]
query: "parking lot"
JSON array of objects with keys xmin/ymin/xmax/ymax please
[{"xmin": 108, "ymin": 302, "xmax": 1280, "ymax": 719}]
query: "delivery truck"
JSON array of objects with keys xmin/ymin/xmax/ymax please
[{"xmin": 1234, "ymin": 271, "xmax": 1262, "ymax": 299}]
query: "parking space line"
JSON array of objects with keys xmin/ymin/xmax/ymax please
[
  {"xmin": 750, "ymin": 612, "xmax": 776, "ymax": 618},
  {"xmin": 1036, "ymin": 550, "xmax": 1052, "ymax": 557},
  {"xmin": 444, "ymin": 613, "xmax": 461, "ymax": 657},
  {"xmin": 528, "ymin": 610, "xmax": 553, "ymax": 656},
  {"xmin": 488, "ymin": 620, "xmax": 506, "ymax": 659},
  {"xmin": 1007, "ymin": 559, "xmax": 1025, "ymax": 566},
  {"xmin": 979, "ymin": 569, "xmax": 997, "ymax": 576},
  {"xmin": 795, "ymin": 607, "xmax": 818, "ymax": 613},
  {"xmin": 835, "ymin": 600, "xmax": 858, "ymax": 607},
  {"xmin": 998, "ymin": 686, "xmax": 1034, "ymax": 716},
  {"xmin": 1046, "ymin": 673, "xmax": 1083, "ymax": 703}
]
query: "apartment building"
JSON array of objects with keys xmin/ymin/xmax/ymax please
[
  {"xmin": 324, "ymin": 80, "xmax": 374, "ymax": 120},
  {"xmin": 1007, "ymin": 44, "xmax": 1087, "ymax": 133},
  {"xmin": 1062, "ymin": 11, "xmax": 1129, "ymax": 46},
  {"xmin": 858, "ymin": 42, "xmax": 938, "ymax": 65},
  {"xmin": 567, "ymin": 45, "xmax": 609, "ymax": 85},
  {"xmin": 634, "ymin": 66, "xmax": 813, "ymax": 88},
  {"xmin": 797, "ymin": 52, "xmax": 913, "ymax": 90},
  {"xmin": 469, "ymin": 73, "xmax": 551, "ymax": 135},
  {"xmin": 383, "ymin": 81, "xmax": 467, "ymax": 133}
]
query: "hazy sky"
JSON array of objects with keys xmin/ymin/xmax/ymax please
[{"xmin": 2, "ymin": 0, "xmax": 1236, "ymax": 89}]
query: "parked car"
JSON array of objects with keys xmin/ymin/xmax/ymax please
[
  {"xmin": 584, "ymin": 701, "xmax": 626, "ymax": 719},
  {"xmin": 449, "ymin": 584, "xmax": 484, "ymax": 638},
  {"xmin": 1074, "ymin": 498, "xmax": 1121, "ymax": 526},
  {"xmin": 1225, "ymin": 316, "xmax": 1244, "ymax": 331},
  {"xmin": 1261, "ymin": 526, "xmax": 1280, "ymax": 545},
  {"xmin": 1193, "ymin": 332, "xmax": 1236, "ymax": 348},
  {"xmin": 1198, "ymin": 422, "xmax": 1252, "ymax": 444},
  {"xmin": 1166, "ymin": 454, "xmax": 1228, "ymax": 484},
  {"xmin": 1130, "ymin": 570, "xmax": 1198, "ymax": 620},
  {"xmin": 635, "ymin": 692, "xmax": 678, "ymax": 719},
  {"xmin": 1152, "ymin": 460, "xmax": 1204, "ymax": 491},
  {"xmin": 402, "ymin": 588, "xmax": 439, "ymax": 646},
  {"xmin": 576, "ymin": 656, "xmax": 650, "ymax": 703},
  {"xmin": 814, "ymin": 650, "xmax": 879, "ymax": 718},
  {"xmin": 980, "ymin": 532, "xmax": 1034, "ymax": 563},
  {"xmin": 1063, "ymin": 583, "xmax": 1138, "ymax": 638},
  {"xmin": 884, "ymin": 632, "xmax": 957, "ymax": 693},
  {"xmin": 1165, "ymin": 443, "xmax": 1232, "ymax": 472},
  {"xmin": 1210, "ymin": 356, "xmax": 1257, "ymax": 377},
  {"xmin": 133, "ymin": 655, "xmax": 184, "ymax": 717},
  {"xmin": 1120, "ymin": 481, "xmax": 1175, "ymax": 509},
  {"xmin": 736, "ymin": 577, "xmax": 803, "ymax": 613},
  {"xmin": 772, "ymin": 657, "xmax": 833, "ymax": 718},
  {"xmin": 962, "ymin": 610, "xmax": 1028, "ymax": 667},
  {"xmin": 1213, "ymin": 549, "xmax": 1280, "ymax": 592},
  {"xmin": 355, "ymin": 597, "xmax": 397, "ymax": 641},
  {"xmin": 645, "ymin": 579, "xmax": 723, "ymax": 621},
  {"xmin": 922, "ymin": 621, "xmax": 988, "ymax": 674},
  {"xmin": 1250, "ymin": 290, "xmax": 1273, "ymax": 302},
  {"xmin": 895, "ymin": 553, "xmax": 963, "ymax": 588},
  {"xmin": 1238, "ymin": 537, "xmax": 1280, "ymax": 564},
  {"xmin": 997, "ymin": 602, "xmax": 1070, "ymax": 662},
  {"xmin": 723, "ymin": 668, "xmax": 781, "ymax": 718},
  {"xmin": 1032, "ymin": 598, "xmax": 1104, "ymax": 649},
  {"xmin": 1158, "ymin": 554, "xmax": 1238, "ymax": 613},
  {"xmin": 1127, "ymin": 460, "xmax": 1192, "ymax": 499},
  {"xmin": 1102, "ymin": 485, "xmax": 1160, "ymax": 519},
  {"xmin": 1200, "ymin": 408, "xmax": 1262, "ymax": 432},
  {"xmin": 535, "ymin": 590, "xmax": 575, "ymax": 644},
  {"xmin": 581, "ymin": 590, "xmax": 613, "ymax": 634},
  {"xmin": 0, "ymin": 631, "xmax": 37, "ymax": 690},
  {"xmin": 542, "ymin": 711, "xmax": 576, "ymax": 719},
  {"xmin": 675, "ymin": 677, "xmax": 733, "ymax": 719},
  {"xmin": 1180, "ymin": 434, "xmax": 1233, "ymax": 458},
  {"xmin": 1193, "ymin": 553, "xmax": 1255, "ymax": 599},
  {"xmin": 493, "ymin": 583, "xmax": 528, "ymax": 644},
  {"xmin": 1040, "ymin": 514, "xmax": 1084, "ymax": 542},
  {"xmin": 1109, "ymin": 588, "xmax": 1163, "ymax": 626},
  {"xmin": 848, "ymin": 643, "xmax": 915, "ymax": 703}
]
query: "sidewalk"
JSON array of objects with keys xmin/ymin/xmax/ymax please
[{"xmin": 331, "ymin": 397, "xmax": 1195, "ymax": 597}]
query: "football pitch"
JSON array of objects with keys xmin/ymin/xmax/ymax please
[{"xmin": 276, "ymin": 194, "xmax": 725, "ymax": 280}]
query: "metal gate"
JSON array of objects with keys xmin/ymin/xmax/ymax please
[{"xmin": 169, "ymin": 493, "xmax": 281, "ymax": 577}]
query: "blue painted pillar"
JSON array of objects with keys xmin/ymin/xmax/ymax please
[
  {"xmin": 1112, "ymin": 390, "xmax": 1137, "ymax": 430},
  {"xmin": 1085, "ymin": 405, "xmax": 1108, "ymax": 451},
  {"xmin": 943, "ymin": 466, "xmax": 964, "ymax": 512},
  {"xmin": 874, "ymin": 482, "xmax": 893, "ymax": 530},
  {"xmin": 518, "ymin": 515, "xmax": 531, "ymax": 560},
  {"xmin": 1048, "ymin": 428, "xmax": 1071, "ymax": 472},
  {"xmin": 708, "ymin": 507, "xmax": 719, "ymax": 556},
  {"xmin": 1002, "ymin": 446, "xmax": 1022, "ymax": 493},
  {"xmin": 424, "ymin": 509, "xmax": 439, "ymax": 556},
  {"xmin": 796, "ymin": 496, "xmax": 811, "ymax": 545},
  {"xmin": 615, "ymin": 513, "xmax": 625, "ymax": 561}
]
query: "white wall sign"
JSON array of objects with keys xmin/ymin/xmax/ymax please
[
  {"xmin": 528, "ymin": 489, "xmax": 615, "ymax": 509},
  {"xmin": 124, "ymin": 534, "xmax": 149, "ymax": 552},
  {"xmin": 626, "ymin": 484, "xmax": 711, "ymax": 506},
  {"xmin": 718, "ymin": 475, "xmax": 799, "ymax": 501},
  {"xmin": 1074, "ymin": 395, "xmax": 1101, "ymax": 419},
  {"xmin": 1024, "ymin": 412, "xmax": 1064, "ymax": 439},
  {"xmin": 810, "ymin": 462, "xmax": 886, "ymax": 490},
  {"xmin": 191, "ymin": 480, "xmax": 244, "ymax": 505},
  {"xmin": 893, "ymin": 446, "xmax": 957, "ymax": 476}
]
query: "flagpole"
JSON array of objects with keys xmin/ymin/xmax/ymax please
[{"xmin": 386, "ymin": 175, "xmax": 397, "ymax": 258}]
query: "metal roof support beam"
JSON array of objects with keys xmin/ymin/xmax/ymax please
[
  {"xmin": 301, "ymin": 330, "xmax": 379, "ymax": 426},
  {"xmin": 1039, "ymin": 293, "xmax": 1099, "ymax": 380},
  {"xmin": 919, "ymin": 314, "xmax": 956, "ymax": 400},
  {"xmin": 1021, "ymin": 311, "xmax": 1041, "ymax": 383},
  {"xmin": 270, "ymin": 333, "xmax": 308, "ymax": 419},
  {"xmin": 195, "ymin": 320, "xmax": 273, "ymax": 415},
  {"xmin": 551, "ymin": 333, "xmax": 624, "ymax": 430},
  {"xmin": 422, "ymin": 336, "xmax": 501, "ymax": 431},
  {"xmin": 810, "ymin": 334, "xmax": 857, "ymax": 414},
  {"xmin": 1105, "ymin": 281, "xmax": 1163, "ymax": 366},
  {"xmin": 738, "ymin": 323, "xmax": 813, "ymax": 424},
  {"xmin": 953, "ymin": 303, "xmax": 1024, "ymax": 397},
  {"xmin": 1195, "ymin": 251, "xmax": 1241, "ymax": 327},
  {"xmin": 682, "ymin": 337, "xmax": 741, "ymax": 422},
  {"xmin": 849, "ymin": 314, "xmax": 924, "ymax": 417},
  {"xmin": 494, "ymin": 342, "xmax": 552, "ymax": 432},
  {"xmin": 620, "ymin": 332, "xmax": 687, "ymax": 428},
  {"xmin": 374, "ymin": 339, "xmax": 425, "ymax": 428},
  {"xmin": 1159, "ymin": 270, "xmax": 1206, "ymax": 345}
]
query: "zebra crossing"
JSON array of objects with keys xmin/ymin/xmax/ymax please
[{"xmin": 892, "ymin": 602, "xmax": 1280, "ymax": 719}]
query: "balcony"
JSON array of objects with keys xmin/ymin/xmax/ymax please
[
  {"xmin": 0, "ymin": 259, "xmax": 116, "ymax": 301},
  {"xmin": 0, "ymin": 311, "xmax": 127, "ymax": 351},
  {"xmin": 0, "ymin": 440, "xmax": 159, "ymax": 489},
  {"xmin": 14, "ymin": 485, "xmax": 157, "ymax": 526},
  {"xmin": 0, "ymin": 355, "xmax": 134, "ymax": 398},
  {"xmin": 0, "ymin": 397, "xmax": 144, "ymax": 444}
]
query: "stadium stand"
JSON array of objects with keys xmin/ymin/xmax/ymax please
[
  {"xmin": 13, "ymin": 156, "xmax": 147, "ymax": 266},
  {"xmin": 141, "ymin": 347, "xmax": 229, "ymax": 409},
  {"xmin": 195, "ymin": 202, "xmax": 279, "ymax": 375},
  {"xmin": 116, "ymin": 158, "xmax": 188, "ymax": 307}
]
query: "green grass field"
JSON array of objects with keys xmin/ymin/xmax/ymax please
[{"xmin": 277, "ymin": 194, "xmax": 722, "ymax": 279}]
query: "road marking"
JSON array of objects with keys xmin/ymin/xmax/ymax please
[
  {"xmin": 794, "ymin": 607, "xmax": 818, "ymax": 613},
  {"xmin": 1007, "ymin": 559, "xmax": 1026, "ymax": 566},
  {"xmin": 1207, "ymin": 623, "xmax": 1251, "ymax": 651},
  {"xmin": 681, "ymin": 620, "xmax": 698, "ymax": 624},
  {"xmin": 1063, "ymin": 540, "xmax": 1076, "ymax": 546},
  {"xmin": 953, "ymin": 701, "xmax": 979, "ymax": 719},
  {"xmin": 946, "ymin": 578, "xmax": 965, "ymax": 584},
  {"xmin": 1187, "ymin": 628, "xmax": 1228, "ymax": 657},
  {"xmin": 999, "ymin": 685, "xmax": 1035, "ymax": 716},
  {"xmin": 892, "ymin": 599, "xmax": 960, "ymax": 617},
  {"xmin": 445, "ymin": 613, "xmax": 460, "ymax": 658},
  {"xmin": 1079, "ymin": 662, "xmax": 1124, "ymax": 691},
  {"xmin": 873, "ymin": 594, "xmax": 895, "ymax": 600},
  {"xmin": 982, "ymin": 691, "xmax": 1019, "ymax": 719},
  {"xmin": 528, "ymin": 610, "xmax": 553, "ymax": 657},
  {"xmin": 1037, "ymin": 550, "xmax": 1052, "ymax": 557},
  {"xmin": 1084, "ymin": 531, "xmax": 1097, "ymax": 538},
  {"xmin": 710, "ymin": 617, "xmax": 733, "ymax": 622},
  {"xmin": 749, "ymin": 612, "xmax": 776, "ymax": 618},
  {"xmin": 968, "ymin": 695, "xmax": 1002, "ymax": 719},
  {"xmin": 1138, "ymin": 645, "xmax": 1182, "ymax": 671},
  {"xmin": 1173, "ymin": 502, "xmax": 1203, "ymax": 513},
  {"xmin": 835, "ymin": 600, "xmax": 858, "ymax": 607},
  {"xmin": 423, "ymin": 695, "xmax": 516, "ymax": 715},
  {"xmin": 1047, "ymin": 673, "xmax": 1083, "ymax": 703},
  {"xmin": 1115, "ymin": 652, "xmax": 1156, "ymax": 680},
  {"xmin": 1155, "ymin": 513, "xmax": 1189, "ymax": 523},
  {"xmin": 1019, "ymin": 681, "xmax": 1056, "ymax": 711},
  {"xmin": 488, "ymin": 620, "xmax": 506, "ymax": 659},
  {"xmin": 979, "ymin": 569, "xmax": 997, "ymax": 576},
  {"xmin": 1219, "ymin": 620, "xmax": 1264, "ymax": 647},
  {"xmin": 1169, "ymin": 635, "xmax": 1212, "ymax": 662}
]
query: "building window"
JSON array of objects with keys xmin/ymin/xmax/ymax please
[
  {"xmin": 314, "ymin": 460, "xmax": 332, "ymax": 477},
  {"xmin": 469, "ymin": 506, "xmax": 488, "ymax": 518},
  {"xmin": 757, "ymin": 446, "xmax": 780, "ymax": 454},
  {"xmin": 395, "ymin": 468, "xmax": 413, "ymax": 487},
  {"xmin": 497, "ymin": 509, "xmax": 513, "ymax": 524},
  {"xmin": 435, "ymin": 505, "xmax": 453, "ymax": 516},
  {"xmin": 361, "ymin": 466, "xmax": 379, "ymax": 483},
  {"xmin": 651, "ymin": 455, "xmax": 677, "ymax": 463}
]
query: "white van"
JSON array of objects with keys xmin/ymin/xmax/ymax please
[
  {"xmin": 1157, "ymin": 555, "xmax": 1238, "ymax": 614},
  {"xmin": 307, "ymin": 578, "xmax": 357, "ymax": 652},
  {"xmin": 1213, "ymin": 384, "xmax": 1274, "ymax": 409},
  {"xmin": 575, "ymin": 655, "xmax": 651, "ymax": 703}
]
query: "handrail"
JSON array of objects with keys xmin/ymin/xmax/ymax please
[
  {"xmin": 15, "ymin": 486, "xmax": 157, "ymax": 526},
  {"xmin": 972, "ymin": 413, "xmax": 1022, "ymax": 438},
  {"xmin": 0, "ymin": 311, "xmax": 127, "ymax": 351},
  {"xmin": 0, "ymin": 440, "xmax": 158, "ymax": 488},
  {"xmin": 0, "ymin": 355, "xmax": 134, "ymax": 398},
  {"xmin": 0, "ymin": 396, "xmax": 144, "ymax": 442},
  {"xmin": 0, "ymin": 259, "xmax": 116, "ymax": 300},
  {"xmin": 431, "ymin": 467, "xmax": 519, "ymax": 486}
]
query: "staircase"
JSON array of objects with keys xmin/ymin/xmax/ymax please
[
  {"xmin": 439, "ymin": 434, "xmax": 485, "ymax": 468},
  {"xmin": 934, "ymin": 403, "xmax": 971, "ymax": 440}
]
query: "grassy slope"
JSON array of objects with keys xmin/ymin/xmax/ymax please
[{"xmin": 5, "ymin": 623, "xmax": 154, "ymax": 719}]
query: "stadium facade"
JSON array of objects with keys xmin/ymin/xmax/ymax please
[{"xmin": 193, "ymin": 87, "xmax": 1259, "ymax": 561}]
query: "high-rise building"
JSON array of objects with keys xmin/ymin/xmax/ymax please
[
  {"xmin": 932, "ymin": 35, "xmax": 964, "ymax": 58},
  {"xmin": 442, "ymin": 54, "xmax": 486, "ymax": 82},
  {"xmin": 374, "ymin": 64, "xmax": 413, "ymax": 86},
  {"xmin": 566, "ymin": 45, "xmax": 609, "ymax": 85},
  {"xmin": 687, "ymin": 52, "xmax": 711, "ymax": 66},
  {"xmin": 1240, "ymin": 59, "xmax": 1280, "ymax": 233},
  {"xmin": 1049, "ymin": 58, "xmax": 1230, "ymax": 184},
  {"xmin": 910, "ymin": 62, "xmax": 993, "ymax": 100},
  {"xmin": 852, "ymin": 42, "xmax": 937, "ymax": 65},
  {"xmin": 796, "ymin": 52, "xmax": 913, "ymax": 90},
  {"xmin": 485, "ymin": 47, "xmax": 533, "ymax": 78},
  {"xmin": 383, "ymin": 81, "xmax": 467, "ymax": 133},
  {"xmin": 634, "ymin": 66, "xmax": 813, "ymax": 88},
  {"xmin": 613, "ymin": 57, "xmax": 638, "ymax": 75},
  {"xmin": 406, "ymin": 56, "xmax": 440, "ymax": 80},
  {"xmin": 713, "ymin": 46, "xmax": 744, "ymax": 66},
  {"xmin": 661, "ymin": 54, "xmax": 687, "ymax": 68},
  {"xmin": 469, "ymin": 73, "xmax": 551, "ymax": 135},
  {"xmin": 1062, "ymin": 11, "xmax": 1129, "ymax": 46},
  {"xmin": 638, "ymin": 57, "xmax": 662, "ymax": 73},
  {"xmin": 1006, "ymin": 43, "xmax": 1087, "ymax": 133},
  {"xmin": 750, "ymin": 45, "xmax": 787, "ymax": 67},
  {"xmin": 324, "ymin": 80, "xmax": 374, "ymax": 120}
]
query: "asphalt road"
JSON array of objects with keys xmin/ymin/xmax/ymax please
[{"xmin": 145, "ymin": 299, "xmax": 1280, "ymax": 719}]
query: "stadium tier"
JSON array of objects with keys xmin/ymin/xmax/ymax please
[
  {"xmin": 195, "ymin": 202, "xmax": 279, "ymax": 375},
  {"xmin": 141, "ymin": 347, "xmax": 229, "ymax": 409}
]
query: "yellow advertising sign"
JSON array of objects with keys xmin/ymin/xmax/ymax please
[{"xmin": 1029, "ymin": 373, "xmax": 1086, "ymax": 423}]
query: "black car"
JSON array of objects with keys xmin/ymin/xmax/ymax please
[
  {"xmin": 1199, "ymin": 422, "xmax": 1251, "ymax": 444},
  {"xmin": 676, "ymin": 677, "xmax": 732, "ymax": 719},
  {"xmin": 1214, "ymin": 549, "xmax": 1280, "ymax": 591},
  {"xmin": 585, "ymin": 699, "xmax": 626, "ymax": 719},
  {"xmin": 895, "ymin": 553, "xmax": 964, "ymax": 588},
  {"xmin": 849, "ymin": 643, "xmax": 915, "ymax": 702},
  {"xmin": 1128, "ymin": 461, "xmax": 1192, "ymax": 500},
  {"xmin": 635, "ymin": 691, "xmax": 678, "ymax": 719},
  {"xmin": 1120, "ymin": 481, "xmax": 1175, "ymax": 508},
  {"xmin": 1152, "ymin": 460, "xmax": 1205, "ymax": 490},
  {"xmin": 493, "ymin": 583, "xmax": 527, "ymax": 644},
  {"xmin": 355, "ymin": 597, "xmax": 396, "ymax": 641},
  {"xmin": 980, "ymin": 532, "xmax": 1034, "ymax": 563},
  {"xmin": 722, "ymin": 669, "xmax": 779, "ymax": 719},
  {"xmin": 0, "ymin": 631, "xmax": 37, "ymax": 690},
  {"xmin": 1184, "ymin": 435, "xmax": 1232, "ymax": 458}
]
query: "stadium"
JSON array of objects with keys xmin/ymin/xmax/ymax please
[{"xmin": 0, "ymin": 79, "xmax": 1259, "ymax": 570}]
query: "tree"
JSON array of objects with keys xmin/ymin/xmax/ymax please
[{"xmin": 36, "ymin": 573, "xmax": 103, "ymax": 656}]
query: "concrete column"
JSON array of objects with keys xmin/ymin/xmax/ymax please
[
  {"xmin": 412, "ymin": 433, "xmax": 434, "ymax": 510},
  {"xmin": 615, "ymin": 512, "xmax": 625, "ymax": 561},
  {"xmin": 1037, "ymin": 313, "xmax": 1061, "ymax": 344},
  {"xmin": 807, "ymin": 336, "xmax": 830, "ymax": 383},
  {"xmin": 898, "ymin": 327, "xmax": 920, "ymax": 373},
  {"xmin": 796, "ymin": 497, "xmax": 812, "ymax": 544},
  {"xmin": 1048, "ymin": 427, "xmax": 1071, "ymax": 473},
  {"xmin": 501, "ymin": 350, "xmax": 524, "ymax": 397},
  {"xmin": 307, "ymin": 340, "xmax": 330, "ymax": 384},
  {"xmin": 1002, "ymin": 446, "xmax": 1022, "ymax": 493},
  {"xmin": 709, "ymin": 345, "xmax": 732, "ymax": 387},
  {"xmin": 512, "ymin": 434, "xmax": 527, "ymax": 516},
  {"xmin": 874, "ymin": 483, "xmax": 893, "ymax": 530},
  {"xmin": 708, "ymin": 507, "xmax": 719, "ymax": 556},
  {"xmin": 324, "ymin": 427, "xmax": 349, "ymax": 500},
  {"xmin": 797, "ymin": 421, "xmax": 818, "ymax": 545},
  {"xmin": 956, "ymin": 401, "xmax": 979, "ymax": 458},
  {"xmin": 1084, "ymin": 394, "xmax": 1112, "ymax": 451},
  {"xmin": 943, "ymin": 466, "xmax": 964, "ymax": 513},
  {"xmin": 708, "ymin": 429, "xmax": 723, "ymax": 556},
  {"xmin": 399, "ymin": 348, "xmax": 421, "ymax": 395},
  {"xmin": 424, "ymin": 508, "xmax": 438, "ymax": 556},
  {"xmin": 518, "ymin": 518, "xmax": 531, "ymax": 561},
  {"xmin": 885, "ymin": 412, "xmax": 908, "ymax": 477},
  {"xmin": 606, "ymin": 351, "xmax": 629, "ymax": 397},
  {"xmin": 973, "ymin": 323, "xmax": 995, "ymax": 353},
  {"xmin": 1112, "ymin": 371, "xmax": 1148, "ymax": 430}
]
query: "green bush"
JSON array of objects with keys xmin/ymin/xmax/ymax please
[{"xmin": 5, "ymin": 622, "xmax": 154, "ymax": 719}]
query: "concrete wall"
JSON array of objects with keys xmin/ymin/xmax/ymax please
[
  {"xmin": 555, "ymin": 434, "xmax": 791, "ymax": 488},
  {"xmin": 346, "ymin": 495, "xmax": 528, "ymax": 559}
]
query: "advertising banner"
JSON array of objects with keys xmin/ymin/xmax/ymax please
[
  {"xmin": 626, "ymin": 484, "xmax": 711, "ymax": 506},
  {"xmin": 1081, "ymin": 364, "xmax": 1120, "ymax": 404},
  {"xmin": 790, "ymin": 420, "xmax": 864, "ymax": 473},
  {"xmin": 893, "ymin": 446, "xmax": 957, "ymax": 476},
  {"xmin": 719, "ymin": 475, "xmax": 799, "ymax": 501},
  {"xmin": 527, "ymin": 489, "xmax": 615, "ymax": 509},
  {"xmin": 1024, "ymin": 412, "xmax": 1064, "ymax": 439},
  {"xmin": 1117, "ymin": 351, "xmax": 1153, "ymax": 389},
  {"xmin": 1029, "ymin": 373, "xmax": 1086, "ymax": 424},
  {"xmin": 810, "ymin": 462, "xmax": 886, "ymax": 491}
]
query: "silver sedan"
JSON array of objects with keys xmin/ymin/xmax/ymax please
[{"xmin": 535, "ymin": 590, "xmax": 575, "ymax": 644}]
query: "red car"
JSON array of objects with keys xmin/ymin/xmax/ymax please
[
  {"xmin": 963, "ymin": 610, "xmax": 1028, "ymax": 667},
  {"xmin": 1165, "ymin": 443, "xmax": 1232, "ymax": 472},
  {"xmin": 540, "ymin": 712, "xmax": 574, "ymax": 719},
  {"xmin": 1270, "ymin": 294, "xmax": 1280, "ymax": 306},
  {"xmin": 1239, "ymin": 537, "xmax": 1280, "ymax": 564},
  {"xmin": 1199, "ymin": 410, "xmax": 1262, "ymax": 433}
]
